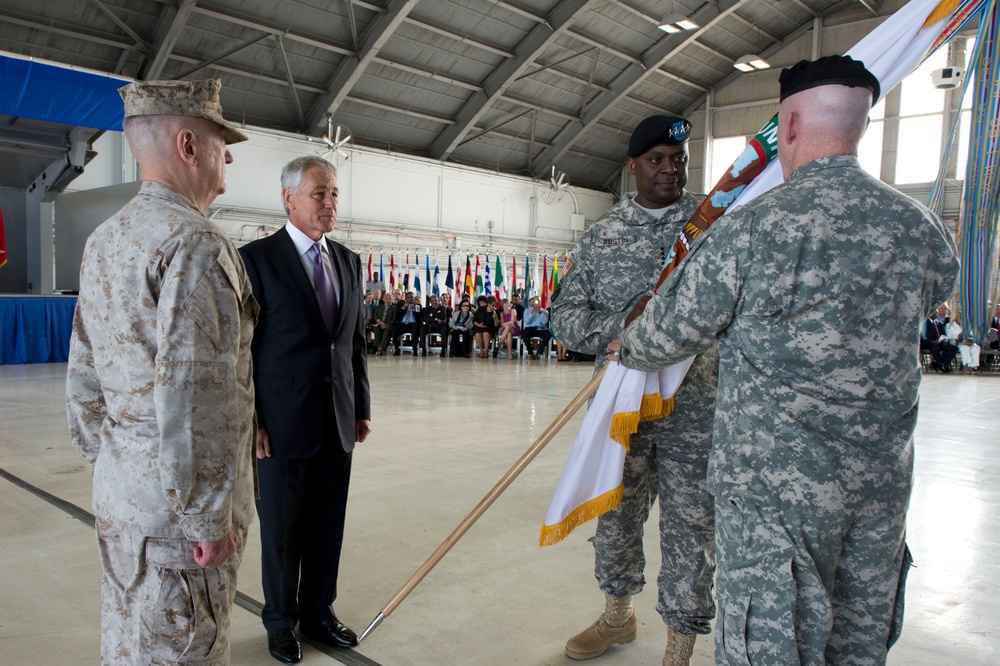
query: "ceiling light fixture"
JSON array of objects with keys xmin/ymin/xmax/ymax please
[
  {"xmin": 734, "ymin": 54, "xmax": 770, "ymax": 72},
  {"xmin": 658, "ymin": 13, "xmax": 699, "ymax": 33}
]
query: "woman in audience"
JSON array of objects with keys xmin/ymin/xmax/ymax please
[
  {"xmin": 497, "ymin": 300, "xmax": 520, "ymax": 360},
  {"xmin": 473, "ymin": 295, "xmax": 495, "ymax": 359},
  {"xmin": 372, "ymin": 292, "xmax": 396, "ymax": 356},
  {"xmin": 450, "ymin": 301, "xmax": 475, "ymax": 358}
]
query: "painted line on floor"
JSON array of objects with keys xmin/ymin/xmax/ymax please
[{"xmin": 0, "ymin": 465, "xmax": 384, "ymax": 666}]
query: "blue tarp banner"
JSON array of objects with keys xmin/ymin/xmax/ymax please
[
  {"xmin": 0, "ymin": 296, "xmax": 77, "ymax": 364},
  {"xmin": 0, "ymin": 53, "xmax": 127, "ymax": 131}
]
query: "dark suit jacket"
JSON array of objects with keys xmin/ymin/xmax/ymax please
[{"xmin": 239, "ymin": 227, "xmax": 370, "ymax": 458}]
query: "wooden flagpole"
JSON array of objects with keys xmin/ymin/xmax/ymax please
[{"xmin": 357, "ymin": 365, "xmax": 608, "ymax": 642}]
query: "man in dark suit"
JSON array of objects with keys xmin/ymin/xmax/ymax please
[
  {"xmin": 239, "ymin": 156, "xmax": 372, "ymax": 664},
  {"xmin": 921, "ymin": 303, "xmax": 959, "ymax": 372}
]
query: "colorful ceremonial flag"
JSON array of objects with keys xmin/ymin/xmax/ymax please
[
  {"xmin": 0, "ymin": 210, "xmax": 7, "ymax": 270},
  {"xmin": 389, "ymin": 254, "xmax": 396, "ymax": 289},
  {"xmin": 379, "ymin": 253, "xmax": 384, "ymax": 286},
  {"xmin": 484, "ymin": 255, "xmax": 493, "ymax": 295},
  {"xmin": 541, "ymin": 0, "xmax": 975, "ymax": 547},
  {"xmin": 433, "ymin": 259, "xmax": 441, "ymax": 297},
  {"xmin": 495, "ymin": 254, "xmax": 505, "ymax": 300},
  {"xmin": 445, "ymin": 255, "xmax": 455, "ymax": 294},
  {"xmin": 524, "ymin": 254, "xmax": 532, "ymax": 299},
  {"xmin": 474, "ymin": 255, "xmax": 483, "ymax": 295},
  {"xmin": 550, "ymin": 254, "xmax": 560, "ymax": 294},
  {"xmin": 540, "ymin": 255, "xmax": 548, "ymax": 308},
  {"xmin": 464, "ymin": 256, "xmax": 474, "ymax": 295},
  {"xmin": 511, "ymin": 255, "xmax": 517, "ymax": 298},
  {"xmin": 404, "ymin": 252, "xmax": 411, "ymax": 290},
  {"xmin": 366, "ymin": 252, "xmax": 372, "ymax": 283},
  {"xmin": 425, "ymin": 254, "xmax": 432, "ymax": 305}
]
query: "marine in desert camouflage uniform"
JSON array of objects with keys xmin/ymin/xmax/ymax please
[
  {"xmin": 67, "ymin": 79, "xmax": 257, "ymax": 665},
  {"xmin": 550, "ymin": 115, "xmax": 718, "ymax": 665},
  {"xmin": 615, "ymin": 56, "xmax": 959, "ymax": 664}
]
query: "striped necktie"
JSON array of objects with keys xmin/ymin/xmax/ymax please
[{"xmin": 310, "ymin": 242, "xmax": 337, "ymax": 334}]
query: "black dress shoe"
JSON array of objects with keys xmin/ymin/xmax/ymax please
[
  {"xmin": 267, "ymin": 628, "xmax": 302, "ymax": 664},
  {"xmin": 301, "ymin": 616, "xmax": 359, "ymax": 648}
]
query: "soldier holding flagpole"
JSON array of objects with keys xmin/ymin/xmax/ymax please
[
  {"xmin": 550, "ymin": 115, "xmax": 718, "ymax": 665},
  {"xmin": 614, "ymin": 55, "xmax": 958, "ymax": 664}
]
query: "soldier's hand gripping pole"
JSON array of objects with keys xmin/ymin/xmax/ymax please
[{"xmin": 357, "ymin": 365, "xmax": 609, "ymax": 642}]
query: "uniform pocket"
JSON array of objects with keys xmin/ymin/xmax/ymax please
[
  {"xmin": 140, "ymin": 539, "xmax": 227, "ymax": 661},
  {"xmin": 719, "ymin": 552, "xmax": 799, "ymax": 666},
  {"xmin": 886, "ymin": 543, "xmax": 913, "ymax": 649}
]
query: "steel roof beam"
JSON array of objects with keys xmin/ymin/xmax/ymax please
[
  {"xmin": 490, "ymin": 0, "xmax": 549, "ymax": 24},
  {"xmin": 529, "ymin": 0, "xmax": 749, "ymax": 174},
  {"xmin": 616, "ymin": 0, "xmax": 662, "ymax": 26},
  {"xmin": 565, "ymin": 28, "xmax": 643, "ymax": 66},
  {"xmin": 405, "ymin": 17, "xmax": 516, "ymax": 58},
  {"xmin": 501, "ymin": 93, "xmax": 580, "ymax": 122},
  {"xmin": 729, "ymin": 12, "xmax": 782, "ymax": 44},
  {"xmin": 651, "ymin": 67, "xmax": 710, "ymax": 92},
  {"xmin": 374, "ymin": 56, "xmax": 484, "ymax": 91},
  {"xmin": 144, "ymin": 0, "xmax": 197, "ymax": 79},
  {"xmin": 192, "ymin": 6, "xmax": 355, "ymax": 57},
  {"xmin": 346, "ymin": 95, "xmax": 456, "ymax": 124},
  {"xmin": 428, "ymin": 0, "xmax": 601, "ymax": 161},
  {"xmin": 305, "ymin": 0, "xmax": 420, "ymax": 131},
  {"xmin": 0, "ymin": 9, "xmax": 139, "ymax": 52},
  {"xmin": 89, "ymin": 0, "xmax": 155, "ymax": 56},
  {"xmin": 683, "ymin": 16, "xmax": 818, "ymax": 116}
]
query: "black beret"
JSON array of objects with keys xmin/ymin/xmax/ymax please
[
  {"xmin": 779, "ymin": 55, "xmax": 880, "ymax": 103},
  {"xmin": 627, "ymin": 115, "xmax": 692, "ymax": 158}
]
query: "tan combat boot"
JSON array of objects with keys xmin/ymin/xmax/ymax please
[
  {"xmin": 565, "ymin": 594, "xmax": 637, "ymax": 660},
  {"xmin": 662, "ymin": 628, "xmax": 697, "ymax": 666}
]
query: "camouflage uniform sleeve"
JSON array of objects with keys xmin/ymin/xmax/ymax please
[
  {"xmin": 66, "ymin": 269, "xmax": 106, "ymax": 467},
  {"xmin": 550, "ymin": 242, "xmax": 630, "ymax": 354},
  {"xmin": 619, "ymin": 212, "xmax": 748, "ymax": 371},
  {"xmin": 154, "ymin": 232, "xmax": 244, "ymax": 543}
]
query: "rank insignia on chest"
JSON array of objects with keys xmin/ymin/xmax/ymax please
[{"xmin": 600, "ymin": 236, "xmax": 634, "ymax": 247}]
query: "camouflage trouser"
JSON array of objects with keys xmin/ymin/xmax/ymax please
[
  {"xmin": 97, "ymin": 522, "xmax": 246, "ymax": 665},
  {"xmin": 713, "ymin": 492, "xmax": 911, "ymax": 665},
  {"xmin": 593, "ymin": 415, "xmax": 715, "ymax": 634}
]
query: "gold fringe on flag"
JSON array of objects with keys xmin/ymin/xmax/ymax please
[
  {"xmin": 924, "ymin": 0, "xmax": 962, "ymax": 27},
  {"xmin": 539, "ymin": 483, "xmax": 624, "ymax": 546},
  {"xmin": 609, "ymin": 412, "xmax": 639, "ymax": 450},
  {"xmin": 609, "ymin": 395, "xmax": 677, "ymax": 450}
]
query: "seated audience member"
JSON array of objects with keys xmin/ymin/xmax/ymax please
[
  {"xmin": 520, "ymin": 297, "xmax": 551, "ymax": 360},
  {"xmin": 511, "ymin": 293, "xmax": 525, "ymax": 322},
  {"xmin": 450, "ymin": 301, "xmax": 475, "ymax": 357},
  {"xmin": 921, "ymin": 303, "xmax": 959, "ymax": 372},
  {"xmin": 394, "ymin": 291, "xmax": 422, "ymax": 356},
  {"xmin": 946, "ymin": 317, "xmax": 981, "ymax": 372},
  {"xmin": 372, "ymin": 292, "xmax": 396, "ymax": 356},
  {"xmin": 421, "ymin": 295, "xmax": 450, "ymax": 357},
  {"xmin": 497, "ymin": 300, "xmax": 520, "ymax": 360},
  {"xmin": 473, "ymin": 295, "xmax": 495, "ymax": 359}
]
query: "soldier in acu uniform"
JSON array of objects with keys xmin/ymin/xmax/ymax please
[
  {"xmin": 66, "ymin": 79, "xmax": 257, "ymax": 665},
  {"xmin": 550, "ymin": 115, "xmax": 718, "ymax": 666},
  {"xmin": 613, "ymin": 56, "xmax": 959, "ymax": 664}
]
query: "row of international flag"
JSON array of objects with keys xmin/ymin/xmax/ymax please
[{"xmin": 362, "ymin": 251, "xmax": 567, "ymax": 307}]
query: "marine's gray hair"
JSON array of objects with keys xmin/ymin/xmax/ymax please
[{"xmin": 280, "ymin": 156, "xmax": 337, "ymax": 214}]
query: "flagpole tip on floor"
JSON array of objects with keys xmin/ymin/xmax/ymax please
[{"xmin": 358, "ymin": 612, "xmax": 385, "ymax": 643}]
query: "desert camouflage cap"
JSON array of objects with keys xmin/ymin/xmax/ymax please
[{"xmin": 118, "ymin": 79, "xmax": 248, "ymax": 144}]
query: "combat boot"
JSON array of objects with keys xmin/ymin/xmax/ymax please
[
  {"xmin": 565, "ymin": 594, "xmax": 637, "ymax": 660},
  {"xmin": 662, "ymin": 628, "xmax": 696, "ymax": 666}
]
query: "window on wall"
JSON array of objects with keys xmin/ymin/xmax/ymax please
[
  {"xmin": 858, "ymin": 98, "xmax": 885, "ymax": 177},
  {"xmin": 709, "ymin": 136, "xmax": 750, "ymax": 188},
  {"xmin": 895, "ymin": 47, "xmax": 948, "ymax": 184}
]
